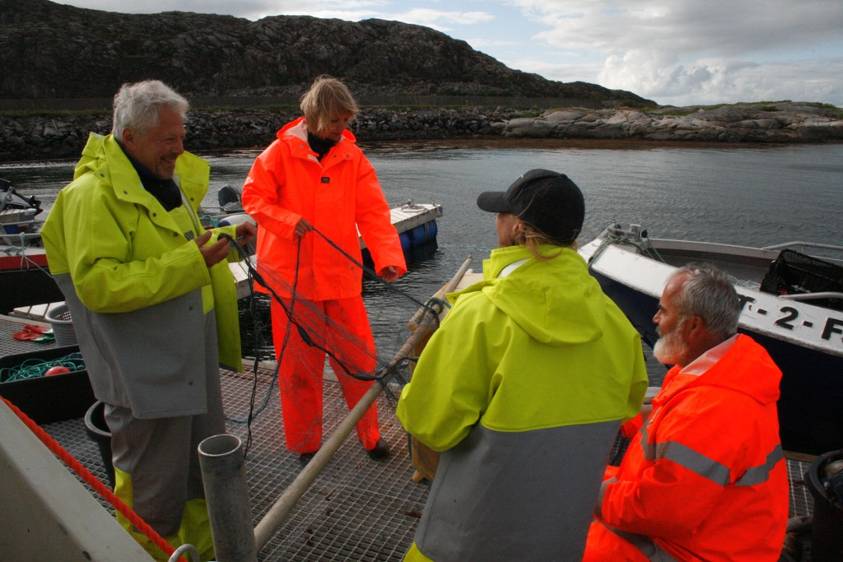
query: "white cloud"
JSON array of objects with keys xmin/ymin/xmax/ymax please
[
  {"xmin": 248, "ymin": 0, "xmax": 390, "ymax": 20},
  {"xmin": 599, "ymin": 51, "xmax": 843, "ymax": 106},
  {"xmin": 466, "ymin": 38, "xmax": 520, "ymax": 49},
  {"xmin": 505, "ymin": 57, "xmax": 603, "ymax": 84},
  {"xmin": 506, "ymin": 0, "xmax": 843, "ymax": 105},
  {"xmin": 514, "ymin": 0, "xmax": 843, "ymax": 55},
  {"xmin": 392, "ymin": 8, "xmax": 494, "ymax": 28}
]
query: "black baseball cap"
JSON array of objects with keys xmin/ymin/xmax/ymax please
[{"xmin": 476, "ymin": 169, "xmax": 585, "ymax": 245}]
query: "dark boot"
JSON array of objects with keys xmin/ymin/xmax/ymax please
[{"xmin": 367, "ymin": 438, "xmax": 390, "ymax": 461}]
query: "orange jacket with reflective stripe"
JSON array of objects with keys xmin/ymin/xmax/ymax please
[
  {"xmin": 242, "ymin": 118, "xmax": 406, "ymax": 300},
  {"xmin": 598, "ymin": 334, "xmax": 788, "ymax": 561}
]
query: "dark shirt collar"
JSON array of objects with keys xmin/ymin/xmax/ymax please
[
  {"xmin": 116, "ymin": 139, "xmax": 159, "ymax": 181},
  {"xmin": 115, "ymin": 139, "xmax": 182, "ymax": 211},
  {"xmin": 307, "ymin": 131, "xmax": 338, "ymax": 161}
]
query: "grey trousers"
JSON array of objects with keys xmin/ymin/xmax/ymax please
[{"xmin": 104, "ymin": 318, "xmax": 225, "ymax": 536}]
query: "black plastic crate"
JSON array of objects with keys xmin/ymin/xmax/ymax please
[
  {"xmin": 760, "ymin": 249, "xmax": 843, "ymax": 311},
  {"xmin": 0, "ymin": 345, "xmax": 95, "ymax": 424}
]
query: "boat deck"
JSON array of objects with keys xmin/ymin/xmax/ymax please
[
  {"xmin": 43, "ymin": 372, "xmax": 816, "ymax": 561},
  {"xmin": 0, "ymin": 316, "xmax": 816, "ymax": 561},
  {"xmin": 42, "ymin": 367, "xmax": 427, "ymax": 561}
]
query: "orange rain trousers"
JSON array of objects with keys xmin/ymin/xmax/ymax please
[{"xmin": 270, "ymin": 296, "xmax": 380, "ymax": 453}]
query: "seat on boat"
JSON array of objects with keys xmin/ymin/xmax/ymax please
[{"xmin": 760, "ymin": 249, "xmax": 843, "ymax": 311}]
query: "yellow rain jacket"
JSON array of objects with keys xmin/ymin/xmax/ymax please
[
  {"xmin": 397, "ymin": 244, "xmax": 648, "ymax": 562},
  {"xmin": 42, "ymin": 133, "xmax": 242, "ymax": 418}
]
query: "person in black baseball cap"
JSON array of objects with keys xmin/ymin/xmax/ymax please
[
  {"xmin": 398, "ymin": 168, "xmax": 648, "ymax": 562},
  {"xmin": 477, "ymin": 168, "xmax": 585, "ymax": 249}
]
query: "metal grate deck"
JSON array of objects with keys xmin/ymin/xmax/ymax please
[
  {"xmin": 38, "ymin": 367, "xmax": 813, "ymax": 561},
  {"xmin": 0, "ymin": 315, "xmax": 57, "ymax": 357},
  {"xmin": 42, "ymin": 368, "xmax": 428, "ymax": 561}
]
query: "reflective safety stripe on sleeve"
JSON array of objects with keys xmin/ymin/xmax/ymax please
[
  {"xmin": 640, "ymin": 426, "xmax": 784, "ymax": 487},
  {"xmin": 658, "ymin": 441, "xmax": 732, "ymax": 486},
  {"xmin": 736, "ymin": 445, "xmax": 784, "ymax": 487},
  {"xmin": 607, "ymin": 526, "xmax": 678, "ymax": 562},
  {"xmin": 640, "ymin": 425, "xmax": 656, "ymax": 460}
]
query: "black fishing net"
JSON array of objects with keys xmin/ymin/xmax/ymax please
[{"xmin": 225, "ymin": 233, "xmax": 444, "ymax": 456}]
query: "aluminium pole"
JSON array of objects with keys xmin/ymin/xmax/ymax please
[{"xmin": 198, "ymin": 434, "xmax": 257, "ymax": 562}]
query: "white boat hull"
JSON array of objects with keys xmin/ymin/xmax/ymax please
[{"xmin": 580, "ymin": 226, "xmax": 843, "ymax": 455}]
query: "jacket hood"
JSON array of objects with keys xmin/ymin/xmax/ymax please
[
  {"xmin": 277, "ymin": 116, "xmax": 358, "ymax": 144},
  {"xmin": 73, "ymin": 133, "xmax": 209, "ymax": 203},
  {"xmin": 660, "ymin": 334, "xmax": 782, "ymax": 406},
  {"xmin": 450, "ymin": 245, "xmax": 608, "ymax": 345},
  {"xmin": 74, "ymin": 132, "xmax": 109, "ymax": 179}
]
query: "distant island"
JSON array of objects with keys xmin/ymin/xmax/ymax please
[{"xmin": 1, "ymin": 0, "xmax": 841, "ymax": 161}]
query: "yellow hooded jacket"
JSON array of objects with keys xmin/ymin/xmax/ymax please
[
  {"xmin": 42, "ymin": 133, "xmax": 242, "ymax": 418},
  {"xmin": 397, "ymin": 244, "xmax": 648, "ymax": 562}
]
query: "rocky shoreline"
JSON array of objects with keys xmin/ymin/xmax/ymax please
[{"xmin": 2, "ymin": 101, "xmax": 841, "ymax": 162}]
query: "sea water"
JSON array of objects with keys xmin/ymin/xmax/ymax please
[{"xmin": 3, "ymin": 142, "xmax": 842, "ymax": 362}]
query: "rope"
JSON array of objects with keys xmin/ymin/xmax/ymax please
[
  {"xmin": 309, "ymin": 225, "xmax": 439, "ymax": 316},
  {"xmin": 232, "ymin": 234, "xmax": 303, "ymax": 459},
  {"xmin": 3, "ymin": 232, "xmax": 54, "ymax": 278},
  {"xmin": 224, "ymin": 234, "xmax": 386, "ymax": 384},
  {"xmin": 1, "ymin": 397, "xmax": 186, "ymax": 562},
  {"xmin": 588, "ymin": 225, "xmax": 667, "ymax": 266},
  {"xmin": 220, "ymin": 223, "xmax": 443, "ymax": 456},
  {"xmin": 0, "ymin": 352, "xmax": 85, "ymax": 382}
]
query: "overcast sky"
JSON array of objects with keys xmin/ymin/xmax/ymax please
[{"xmin": 59, "ymin": 0, "xmax": 843, "ymax": 107}]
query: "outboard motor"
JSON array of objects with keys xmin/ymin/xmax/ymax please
[
  {"xmin": 0, "ymin": 178, "xmax": 43, "ymax": 216},
  {"xmin": 218, "ymin": 184, "xmax": 243, "ymax": 213}
]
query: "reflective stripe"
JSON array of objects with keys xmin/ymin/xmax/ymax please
[
  {"xmin": 608, "ymin": 526, "xmax": 678, "ymax": 562},
  {"xmin": 498, "ymin": 258, "xmax": 528, "ymax": 278},
  {"xmin": 658, "ymin": 441, "xmax": 732, "ymax": 486},
  {"xmin": 640, "ymin": 423, "xmax": 783, "ymax": 487},
  {"xmin": 736, "ymin": 445, "xmax": 784, "ymax": 487},
  {"xmin": 640, "ymin": 424, "xmax": 656, "ymax": 461}
]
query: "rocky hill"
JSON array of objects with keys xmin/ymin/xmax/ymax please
[
  {"xmin": 0, "ymin": 0, "xmax": 651, "ymax": 107},
  {"xmin": 500, "ymin": 102, "xmax": 843, "ymax": 143},
  {"xmin": 4, "ymin": 101, "xmax": 841, "ymax": 162},
  {"xmin": 1, "ymin": 1, "xmax": 840, "ymax": 161}
]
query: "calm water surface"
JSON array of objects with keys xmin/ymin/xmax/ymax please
[{"xmin": 3, "ymin": 142, "xmax": 842, "ymax": 360}]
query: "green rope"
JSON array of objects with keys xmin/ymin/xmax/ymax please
[{"xmin": 0, "ymin": 352, "xmax": 85, "ymax": 383}]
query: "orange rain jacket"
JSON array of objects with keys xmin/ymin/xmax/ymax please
[
  {"xmin": 242, "ymin": 117, "xmax": 406, "ymax": 300},
  {"xmin": 586, "ymin": 334, "xmax": 789, "ymax": 562}
]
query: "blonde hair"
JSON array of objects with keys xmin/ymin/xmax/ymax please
[
  {"xmin": 514, "ymin": 222, "xmax": 569, "ymax": 261},
  {"xmin": 300, "ymin": 75, "xmax": 359, "ymax": 135}
]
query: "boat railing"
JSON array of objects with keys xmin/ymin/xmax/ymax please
[
  {"xmin": 762, "ymin": 240, "xmax": 843, "ymax": 259},
  {"xmin": 0, "ymin": 231, "xmax": 43, "ymax": 253},
  {"xmin": 778, "ymin": 291, "xmax": 843, "ymax": 302}
]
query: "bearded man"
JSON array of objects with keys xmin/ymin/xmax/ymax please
[{"xmin": 583, "ymin": 264, "xmax": 789, "ymax": 562}]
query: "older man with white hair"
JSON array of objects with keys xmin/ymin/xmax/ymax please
[
  {"xmin": 583, "ymin": 264, "xmax": 789, "ymax": 562},
  {"xmin": 42, "ymin": 80, "xmax": 254, "ymax": 561}
]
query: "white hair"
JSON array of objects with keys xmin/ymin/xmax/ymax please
[
  {"xmin": 112, "ymin": 80, "xmax": 188, "ymax": 140},
  {"xmin": 673, "ymin": 264, "xmax": 741, "ymax": 340}
]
